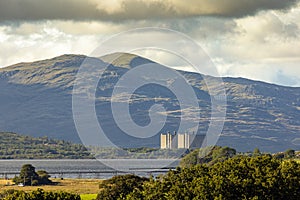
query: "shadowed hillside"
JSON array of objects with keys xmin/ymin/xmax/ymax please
[{"xmin": 0, "ymin": 53, "xmax": 299, "ymax": 152}]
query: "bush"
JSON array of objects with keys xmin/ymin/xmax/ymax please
[
  {"xmin": 96, "ymin": 174, "xmax": 148, "ymax": 200},
  {"xmin": 0, "ymin": 189, "xmax": 80, "ymax": 200}
]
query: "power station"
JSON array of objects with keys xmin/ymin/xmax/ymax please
[{"xmin": 160, "ymin": 132, "xmax": 205, "ymax": 149}]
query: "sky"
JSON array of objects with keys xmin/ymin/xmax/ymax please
[{"xmin": 0, "ymin": 0, "xmax": 300, "ymax": 87}]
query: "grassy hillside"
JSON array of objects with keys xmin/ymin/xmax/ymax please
[
  {"xmin": 0, "ymin": 53, "xmax": 299, "ymax": 152},
  {"xmin": 0, "ymin": 132, "xmax": 93, "ymax": 159}
]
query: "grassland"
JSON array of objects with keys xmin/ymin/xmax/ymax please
[
  {"xmin": 80, "ymin": 194, "xmax": 98, "ymax": 200},
  {"xmin": 0, "ymin": 178, "xmax": 100, "ymax": 198}
]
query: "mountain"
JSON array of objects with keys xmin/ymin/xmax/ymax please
[{"xmin": 0, "ymin": 53, "xmax": 299, "ymax": 152}]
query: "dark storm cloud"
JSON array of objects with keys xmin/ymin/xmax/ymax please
[{"xmin": 0, "ymin": 0, "xmax": 298, "ymax": 22}]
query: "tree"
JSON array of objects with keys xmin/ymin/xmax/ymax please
[
  {"xmin": 97, "ymin": 174, "xmax": 148, "ymax": 200},
  {"xmin": 37, "ymin": 170, "xmax": 52, "ymax": 185},
  {"xmin": 180, "ymin": 149, "xmax": 199, "ymax": 168},
  {"xmin": 284, "ymin": 149, "xmax": 295, "ymax": 158},
  {"xmin": 180, "ymin": 146, "xmax": 237, "ymax": 167},
  {"xmin": 212, "ymin": 146, "xmax": 236, "ymax": 160},
  {"xmin": 126, "ymin": 155, "xmax": 300, "ymax": 200},
  {"xmin": 13, "ymin": 164, "xmax": 39, "ymax": 186},
  {"xmin": 253, "ymin": 148, "xmax": 261, "ymax": 157},
  {"xmin": 13, "ymin": 164, "xmax": 51, "ymax": 186}
]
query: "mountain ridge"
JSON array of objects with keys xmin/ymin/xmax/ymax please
[
  {"xmin": 0, "ymin": 53, "xmax": 299, "ymax": 152},
  {"xmin": 1, "ymin": 53, "xmax": 299, "ymax": 89},
  {"xmin": 0, "ymin": 52, "xmax": 300, "ymax": 88}
]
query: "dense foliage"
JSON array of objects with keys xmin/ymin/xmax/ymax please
[
  {"xmin": 89, "ymin": 146, "xmax": 187, "ymax": 159},
  {"xmin": 180, "ymin": 146, "xmax": 300, "ymax": 167},
  {"xmin": 13, "ymin": 164, "xmax": 52, "ymax": 186},
  {"xmin": 0, "ymin": 132, "xmax": 92, "ymax": 159},
  {"xmin": 180, "ymin": 146, "xmax": 237, "ymax": 167},
  {"xmin": 96, "ymin": 174, "xmax": 149, "ymax": 200},
  {"xmin": 96, "ymin": 155, "xmax": 300, "ymax": 200},
  {"xmin": 0, "ymin": 189, "xmax": 80, "ymax": 200}
]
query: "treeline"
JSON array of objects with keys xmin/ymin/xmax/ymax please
[
  {"xmin": 89, "ymin": 147, "xmax": 187, "ymax": 159},
  {"xmin": 89, "ymin": 146, "xmax": 300, "ymax": 160},
  {"xmin": 0, "ymin": 132, "xmax": 93, "ymax": 159},
  {"xmin": 180, "ymin": 146, "xmax": 300, "ymax": 167},
  {"xmin": 96, "ymin": 147, "xmax": 300, "ymax": 200},
  {"xmin": 0, "ymin": 189, "xmax": 80, "ymax": 200}
]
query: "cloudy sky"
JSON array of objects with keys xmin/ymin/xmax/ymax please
[{"xmin": 0, "ymin": 0, "xmax": 300, "ymax": 86}]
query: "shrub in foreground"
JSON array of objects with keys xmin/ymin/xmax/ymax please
[
  {"xmin": 96, "ymin": 174, "xmax": 148, "ymax": 200},
  {"xmin": 0, "ymin": 189, "xmax": 80, "ymax": 200}
]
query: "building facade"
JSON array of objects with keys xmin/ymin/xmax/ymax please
[
  {"xmin": 160, "ymin": 132, "xmax": 178, "ymax": 149},
  {"xmin": 160, "ymin": 132, "xmax": 205, "ymax": 149}
]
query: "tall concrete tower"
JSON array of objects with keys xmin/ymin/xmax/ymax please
[
  {"xmin": 160, "ymin": 132, "xmax": 205, "ymax": 149},
  {"xmin": 160, "ymin": 133, "xmax": 168, "ymax": 149},
  {"xmin": 160, "ymin": 131, "xmax": 178, "ymax": 149}
]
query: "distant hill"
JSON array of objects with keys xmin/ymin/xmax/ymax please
[
  {"xmin": 0, "ymin": 132, "xmax": 92, "ymax": 159},
  {"xmin": 0, "ymin": 53, "xmax": 299, "ymax": 152}
]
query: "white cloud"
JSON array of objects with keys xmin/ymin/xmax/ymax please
[
  {"xmin": 0, "ymin": 22, "xmax": 101, "ymax": 67},
  {"xmin": 0, "ymin": 2, "xmax": 300, "ymax": 87},
  {"xmin": 201, "ymin": 8, "xmax": 300, "ymax": 87}
]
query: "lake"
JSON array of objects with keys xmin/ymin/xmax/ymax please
[{"xmin": 0, "ymin": 159, "xmax": 179, "ymax": 179}]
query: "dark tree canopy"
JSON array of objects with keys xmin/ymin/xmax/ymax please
[
  {"xmin": 13, "ymin": 164, "xmax": 51, "ymax": 186},
  {"xmin": 126, "ymin": 155, "xmax": 300, "ymax": 200},
  {"xmin": 180, "ymin": 146, "xmax": 237, "ymax": 167},
  {"xmin": 94, "ymin": 152, "xmax": 300, "ymax": 200},
  {"xmin": 96, "ymin": 174, "xmax": 148, "ymax": 200},
  {"xmin": 284, "ymin": 149, "xmax": 295, "ymax": 158}
]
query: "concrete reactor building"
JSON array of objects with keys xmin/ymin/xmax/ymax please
[{"xmin": 160, "ymin": 132, "xmax": 205, "ymax": 149}]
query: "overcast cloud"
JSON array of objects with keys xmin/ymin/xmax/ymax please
[
  {"xmin": 0, "ymin": 0, "xmax": 298, "ymax": 22},
  {"xmin": 0, "ymin": 0, "xmax": 300, "ymax": 87}
]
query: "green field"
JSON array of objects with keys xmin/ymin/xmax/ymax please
[{"xmin": 80, "ymin": 194, "xmax": 97, "ymax": 200}]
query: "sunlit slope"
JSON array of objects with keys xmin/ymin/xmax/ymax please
[{"xmin": 0, "ymin": 53, "xmax": 299, "ymax": 152}]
